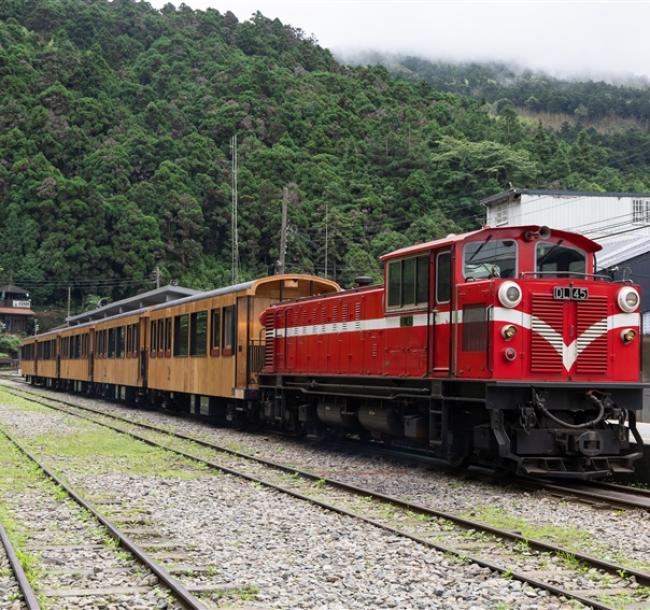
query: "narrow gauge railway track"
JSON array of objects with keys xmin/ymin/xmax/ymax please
[
  {"xmin": 11, "ymin": 377, "xmax": 650, "ymax": 513},
  {"xmin": 0, "ymin": 519, "xmax": 40, "ymax": 609},
  {"xmin": 0, "ymin": 424, "xmax": 212, "ymax": 610},
  {"xmin": 325, "ymin": 436, "xmax": 650, "ymax": 512},
  {"xmin": 6, "ymin": 387, "xmax": 650, "ymax": 610},
  {"xmin": 530, "ymin": 479, "xmax": 650, "ymax": 511}
]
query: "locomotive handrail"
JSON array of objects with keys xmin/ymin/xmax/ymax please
[{"xmin": 518, "ymin": 271, "xmax": 612, "ymax": 280}]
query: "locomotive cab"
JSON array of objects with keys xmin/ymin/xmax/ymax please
[{"xmin": 440, "ymin": 226, "xmax": 643, "ymax": 477}]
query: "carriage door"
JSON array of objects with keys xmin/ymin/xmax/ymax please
[
  {"xmin": 235, "ymin": 297, "xmax": 250, "ymax": 389},
  {"xmin": 56, "ymin": 337, "xmax": 61, "ymax": 380},
  {"xmin": 138, "ymin": 317, "xmax": 147, "ymax": 385},
  {"xmin": 430, "ymin": 250, "xmax": 452, "ymax": 372},
  {"xmin": 88, "ymin": 329, "xmax": 95, "ymax": 383}
]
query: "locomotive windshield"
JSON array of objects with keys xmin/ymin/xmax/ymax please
[
  {"xmin": 536, "ymin": 241, "xmax": 586, "ymax": 277},
  {"xmin": 463, "ymin": 239, "xmax": 517, "ymax": 280}
]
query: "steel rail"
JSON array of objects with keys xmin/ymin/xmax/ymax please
[
  {"xmin": 0, "ymin": 425, "xmax": 209, "ymax": 610},
  {"xmin": 527, "ymin": 478, "xmax": 650, "ymax": 511},
  {"xmin": 0, "ymin": 519, "xmax": 41, "ymax": 609},
  {"xmin": 7, "ymin": 389, "xmax": 644, "ymax": 610},
  {"xmin": 578, "ymin": 480, "xmax": 650, "ymax": 498}
]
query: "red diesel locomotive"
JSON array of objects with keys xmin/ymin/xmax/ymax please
[{"xmin": 259, "ymin": 225, "xmax": 644, "ymax": 478}]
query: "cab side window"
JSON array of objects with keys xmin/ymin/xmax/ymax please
[
  {"xmin": 386, "ymin": 255, "xmax": 429, "ymax": 309},
  {"xmin": 436, "ymin": 251, "xmax": 451, "ymax": 304}
]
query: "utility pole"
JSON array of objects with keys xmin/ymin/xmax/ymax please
[
  {"xmin": 230, "ymin": 134, "xmax": 239, "ymax": 284},
  {"xmin": 324, "ymin": 203, "xmax": 329, "ymax": 277},
  {"xmin": 67, "ymin": 285, "xmax": 71, "ymax": 322},
  {"xmin": 155, "ymin": 266, "xmax": 160, "ymax": 289},
  {"xmin": 278, "ymin": 186, "xmax": 289, "ymax": 274}
]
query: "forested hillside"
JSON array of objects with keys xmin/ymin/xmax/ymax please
[{"xmin": 2, "ymin": 0, "xmax": 650, "ymax": 309}]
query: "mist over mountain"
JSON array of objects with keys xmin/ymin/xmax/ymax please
[{"xmin": 342, "ymin": 52, "xmax": 650, "ymax": 130}]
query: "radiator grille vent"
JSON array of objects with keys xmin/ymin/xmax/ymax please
[
  {"xmin": 264, "ymin": 315, "xmax": 275, "ymax": 368},
  {"xmin": 462, "ymin": 305, "xmax": 488, "ymax": 352},
  {"xmin": 576, "ymin": 296, "xmax": 608, "ymax": 373},
  {"xmin": 531, "ymin": 294, "xmax": 564, "ymax": 372}
]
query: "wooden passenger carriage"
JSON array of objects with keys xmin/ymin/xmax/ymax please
[
  {"xmin": 145, "ymin": 275, "xmax": 339, "ymax": 414},
  {"xmin": 20, "ymin": 275, "xmax": 339, "ymax": 411}
]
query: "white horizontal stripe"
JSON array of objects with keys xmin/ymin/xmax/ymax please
[{"xmin": 272, "ymin": 308, "xmax": 639, "ymax": 348}]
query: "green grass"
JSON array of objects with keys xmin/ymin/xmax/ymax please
[
  {"xmin": 0, "ymin": 389, "xmax": 213, "ymax": 480},
  {"xmin": 463, "ymin": 505, "xmax": 594, "ymax": 551}
]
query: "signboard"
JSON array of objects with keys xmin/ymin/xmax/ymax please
[{"xmin": 12, "ymin": 300, "xmax": 31, "ymax": 308}]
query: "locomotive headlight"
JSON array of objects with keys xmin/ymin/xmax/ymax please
[
  {"xmin": 621, "ymin": 328, "xmax": 637, "ymax": 343},
  {"xmin": 501, "ymin": 324, "xmax": 517, "ymax": 340},
  {"xmin": 617, "ymin": 286, "xmax": 639, "ymax": 313},
  {"xmin": 498, "ymin": 281, "xmax": 522, "ymax": 309}
]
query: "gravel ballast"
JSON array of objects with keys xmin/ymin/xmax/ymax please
[
  {"xmin": 21, "ymin": 382, "xmax": 648, "ymax": 572},
  {"xmin": 0, "ymin": 389, "xmax": 589, "ymax": 610}
]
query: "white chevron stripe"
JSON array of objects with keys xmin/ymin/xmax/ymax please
[{"xmin": 273, "ymin": 307, "xmax": 640, "ymax": 372}]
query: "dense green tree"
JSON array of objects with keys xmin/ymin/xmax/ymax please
[{"xmin": 0, "ymin": 0, "xmax": 648, "ymax": 315}]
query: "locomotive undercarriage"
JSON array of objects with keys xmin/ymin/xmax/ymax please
[
  {"xmin": 26, "ymin": 374, "xmax": 644, "ymax": 480},
  {"xmin": 259, "ymin": 375, "xmax": 645, "ymax": 480}
]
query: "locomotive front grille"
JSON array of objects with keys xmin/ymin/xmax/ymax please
[
  {"xmin": 575, "ymin": 296, "xmax": 608, "ymax": 373},
  {"xmin": 530, "ymin": 294, "xmax": 564, "ymax": 373}
]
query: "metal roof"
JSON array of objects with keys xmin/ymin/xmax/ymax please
[
  {"xmin": 150, "ymin": 274, "xmax": 340, "ymax": 311},
  {"xmin": 482, "ymin": 188, "xmax": 650, "ymax": 207},
  {"xmin": 0, "ymin": 285, "xmax": 29, "ymax": 295},
  {"xmin": 66, "ymin": 284, "xmax": 200, "ymax": 326},
  {"xmin": 151, "ymin": 280, "xmax": 254, "ymax": 312},
  {"xmin": 596, "ymin": 236, "xmax": 650, "ymax": 269}
]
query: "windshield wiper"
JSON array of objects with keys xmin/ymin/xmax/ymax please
[
  {"xmin": 467, "ymin": 235, "xmax": 493, "ymax": 264},
  {"xmin": 537, "ymin": 239, "xmax": 564, "ymax": 267}
]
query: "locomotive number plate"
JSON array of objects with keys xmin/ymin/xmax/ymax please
[{"xmin": 553, "ymin": 287, "xmax": 589, "ymax": 301}]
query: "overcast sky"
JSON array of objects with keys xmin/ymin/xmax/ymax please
[{"xmin": 146, "ymin": 1, "xmax": 650, "ymax": 80}]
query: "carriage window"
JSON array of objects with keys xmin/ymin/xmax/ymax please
[
  {"xmin": 464, "ymin": 239, "xmax": 516, "ymax": 280},
  {"xmin": 436, "ymin": 251, "xmax": 451, "ymax": 303},
  {"xmin": 190, "ymin": 311, "xmax": 207, "ymax": 356},
  {"xmin": 150, "ymin": 321, "xmax": 157, "ymax": 356},
  {"xmin": 174, "ymin": 314, "xmax": 189, "ymax": 356},
  {"xmin": 222, "ymin": 306, "xmax": 235, "ymax": 356},
  {"xmin": 165, "ymin": 318, "xmax": 172, "ymax": 356},
  {"xmin": 131, "ymin": 324, "xmax": 139, "ymax": 356},
  {"xmin": 536, "ymin": 241, "xmax": 585, "ymax": 277},
  {"xmin": 157, "ymin": 319, "xmax": 164, "ymax": 356},
  {"xmin": 211, "ymin": 309, "xmax": 221, "ymax": 356},
  {"xmin": 116, "ymin": 326, "xmax": 125, "ymax": 358},
  {"xmin": 108, "ymin": 329, "xmax": 116, "ymax": 358},
  {"xmin": 387, "ymin": 255, "xmax": 429, "ymax": 309}
]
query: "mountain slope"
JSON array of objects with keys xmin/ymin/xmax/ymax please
[{"xmin": 1, "ymin": 0, "xmax": 649, "ymax": 307}]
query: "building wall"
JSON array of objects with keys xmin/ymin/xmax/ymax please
[
  {"xmin": 0, "ymin": 314, "xmax": 28, "ymax": 333},
  {"xmin": 487, "ymin": 194, "xmax": 650, "ymax": 240}
]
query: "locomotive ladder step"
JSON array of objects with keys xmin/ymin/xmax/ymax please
[{"xmin": 429, "ymin": 405, "xmax": 444, "ymax": 446}]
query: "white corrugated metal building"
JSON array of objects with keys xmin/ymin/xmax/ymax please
[{"xmin": 483, "ymin": 188, "xmax": 650, "ymax": 242}]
